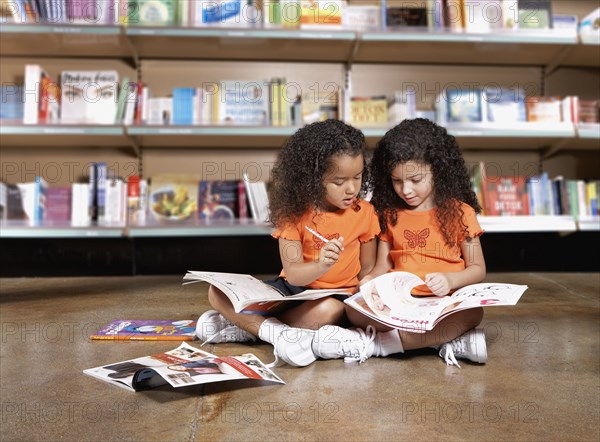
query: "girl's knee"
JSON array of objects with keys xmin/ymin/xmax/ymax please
[{"xmin": 313, "ymin": 297, "xmax": 346, "ymax": 323}]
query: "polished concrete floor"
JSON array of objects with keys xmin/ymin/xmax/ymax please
[{"xmin": 0, "ymin": 272, "xmax": 598, "ymax": 441}]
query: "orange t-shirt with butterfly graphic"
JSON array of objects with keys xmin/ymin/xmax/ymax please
[
  {"xmin": 378, "ymin": 202, "xmax": 483, "ymax": 295},
  {"xmin": 272, "ymin": 200, "xmax": 380, "ymax": 290}
]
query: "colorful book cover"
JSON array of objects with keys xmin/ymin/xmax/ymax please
[
  {"xmin": 446, "ymin": 89, "xmax": 483, "ymax": 123},
  {"xmin": 518, "ymin": 0, "xmax": 553, "ymax": 29},
  {"xmin": 485, "ymin": 88, "xmax": 526, "ymax": 123},
  {"xmin": 61, "ymin": 70, "xmax": 119, "ymax": 124},
  {"xmin": 483, "ymin": 176, "xmax": 530, "ymax": 216},
  {"xmin": 300, "ymin": 0, "xmax": 343, "ymax": 30},
  {"xmin": 149, "ymin": 174, "xmax": 199, "ymax": 221},
  {"xmin": 91, "ymin": 320, "xmax": 197, "ymax": 340},
  {"xmin": 198, "ymin": 181, "xmax": 240, "ymax": 220},
  {"xmin": 301, "ymin": 90, "xmax": 338, "ymax": 124},
  {"xmin": 124, "ymin": 0, "xmax": 176, "ymax": 26},
  {"xmin": 526, "ymin": 96, "xmax": 562, "ymax": 123},
  {"xmin": 45, "ymin": 186, "xmax": 72, "ymax": 223},
  {"xmin": 350, "ymin": 95, "xmax": 388, "ymax": 128},
  {"xmin": 219, "ymin": 81, "xmax": 269, "ymax": 126}
]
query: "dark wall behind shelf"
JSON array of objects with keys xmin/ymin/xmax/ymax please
[{"xmin": 0, "ymin": 232, "xmax": 598, "ymax": 277}]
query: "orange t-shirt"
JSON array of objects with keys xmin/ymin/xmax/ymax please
[
  {"xmin": 378, "ymin": 202, "xmax": 483, "ymax": 295},
  {"xmin": 272, "ymin": 200, "xmax": 380, "ymax": 289}
]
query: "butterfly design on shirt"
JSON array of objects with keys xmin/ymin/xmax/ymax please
[
  {"xmin": 404, "ymin": 228, "xmax": 430, "ymax": 248},
  {"xmin": 312, "ymin": 232, "xmax": 340, "ymax": 250}
]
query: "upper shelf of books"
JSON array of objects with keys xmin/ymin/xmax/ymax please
[{"xmin": 1, "ymin": 23, "xmax": 599, "ymax": 68}]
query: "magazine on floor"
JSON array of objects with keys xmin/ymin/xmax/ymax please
[
  {"xmin": 183, "ymin": 271, "xmax": 352, "ymax": 313},
  {"xmin": 345, "ymin": 272, "xmax": 528, "ymax": 333},
  {"xmin": 91, "ymin": 319, "xmax": 197, "ymax": 341},
  {"xmin": 83, "ymin": 342, "xmax": 284, "ymax": 392}
]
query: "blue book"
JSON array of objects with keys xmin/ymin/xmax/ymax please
[
  {"xmin": 0, "ymin": 86, "xmax": 24, "ymax": 120},
  {"xmin": 446, "ymin": 89, "xmax": 483, "ymax": 123},
  {"xmin": 172, "ymin": 88, "xmax": 196, "ymax": 125}
]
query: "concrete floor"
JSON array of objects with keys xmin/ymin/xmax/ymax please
[{"xmin": 0, "ymin": 272, "xmax": 598, "ymax": 441}]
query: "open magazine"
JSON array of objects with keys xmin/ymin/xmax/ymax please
[
  {"xmin": 345, "ymin": 272, "xmax": 528, "ymax": 333},
  {"xmin": 183, "ymin": 271, "xmax": 352, "ymax": 314},
  {"xmin": 91, "ymin": 320, "xmax": 197, "ymax": 341},
  {"xmin": 83, "ymin": 342, "xmax": 284, "ymax": 392}
]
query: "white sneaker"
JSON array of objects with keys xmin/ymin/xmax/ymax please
[
  {"xmin": 438, "ymin": 328, "xmax": 487, "ymax": 368},
  {"xmin": 312, "ymin": 325, "xmax": 377, "ymax": 363},
  {"xmin": 271, "ymin": 328, "xmax": 317, "ymax": 367},
  {"xmin": 196, "ymin": 310, "xmax": 256, "ymax": 344}
]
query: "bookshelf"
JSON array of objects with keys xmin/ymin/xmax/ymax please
[{"xmin": 1, "ymin": 2, "xmax": 599, "ymax": 253}]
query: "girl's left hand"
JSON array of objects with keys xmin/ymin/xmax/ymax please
[{"xmin": 425, "ymin": 272, "xmax": 451, "ymax": 296}]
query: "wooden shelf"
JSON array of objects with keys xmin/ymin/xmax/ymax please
[{"xmin": 2, "ymin": 24, "xmax": 598, "ymax": 68}]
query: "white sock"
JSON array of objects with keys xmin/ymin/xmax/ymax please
[
  {"xmin": 374, "ymin": 329, "xmax": 404, "ymax": 357},
  {"xmin": 258, "ymin": 317, "xmax": 289, "ymax": 345}
]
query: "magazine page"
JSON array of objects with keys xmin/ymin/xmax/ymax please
[
  {"xmin": 84, "ymin": 342, "xmax": 284, "ymax": 392},
  {"xmin": 352, "ymin": 272, "xmax": 528, "ymax": 332},
  {"xmin": 183, "ymin": 272, "xmax": 286, "ymax": 310},
  {"xmin": 183, "ymin": 271, "xmax": 352, "ymax": 312}
]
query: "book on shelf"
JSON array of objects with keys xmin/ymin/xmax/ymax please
[
  {"xmin": 0, "ymin": 182, "xmax": 5, "ymax": 221},
  {"xmin": 104, "ymin": 173, "xmax": 127, "ymax": 226},
  {"xmin": 517, "ymin": 0, "xmax": 553, "ymax": 29},
  {"xmin": 485, "ymin": 87, "xmax": 527, "ymax": 124},
  {"xmin": 61, "ymin": 70, "xmax": 119, "ymax": 124},
  {"xmin": 191, "ymin": 0, "xmax": 260, "ymax": 28},
  {"xmin": 149, "ymin": 174, "xmax": 199, "ymax": 222},
  {"xmin": 385, "ymin": 6, "xmax": 427, "ymax": 28},
  {"xmin": 578, "ymin": 100, "xmax": 600, "ymax": 124},
  {"xmin": 525, "ymin": 96, "xmax": 562, "ymax": 123},
  {"xmin": 84, "ymin": 342, "xmax": 284, "ymax": 392},
  {"xmin": 218, "ymin": 80, "xmax": 269, "ymax": 126},
  {"xmin": 71, "ymin": 182, "xmax": 91, "ymax": 227},
  {"xmin": 483, "ymin": 175, "xmax": 530, "ymax": 216},
  {"xmin": 387, "ymin": 89, "xmax": 417, "ymax": 125},
  {"xmin": 16, "ymin": 177, "xmax": 47, "ymax": 226},
  {"xmin": 349, "ymin": 95, "xmax": 388, "ymax": 128},
  {"xmin": 91, "ymin": 319, "xmax": 198, "ymax": 341},
  {"xmin": 345, "ymin": 272, "xmax": 528, "ymax": 333},
  {"xmin": 301, "ymin": 89, "xmax": 339, "ymax": 125},
  {"xmin": 300, "ymin": 0, "xmax": 343, "ymax": 30},
  {"xmin": 125, "ymin": 0, "xmax": 177, "ymax": 26},
  {"xmin": 198, "ymin": 180, "xmax": 242, "ymax": 220},
  {"xmin": 147, "ymin": 97, "xmax": 173, "ymax": 125},
  {"xmin": 45, "ymin": 186, "xmax": 72, "ymax": 224},
  {"xmin": 24, "ymin": 64, "xmax": 60, "ymax": 125},
  {"xmin": 442, "ymin": 89, "xmax": 484, "ymax": 123},
  {"xmin": 183, "ymin": 271, "xmax": 352, "ymax": 314},
  {"xmin": 0, "ymin": 85, "xmax": 24, "ymax": 120},
  {"xmin": 5, "ymin": 184, "xmax": 28, "ymax": 221},
  {"xmin": 462, "ymin": 0, "xmax": 504, "ymax": 33},
  {"xmin": 343, "ymin": 4, "xmax": 380, "ymax": 31},
  {"xmin": 126, "ymin": 175, "xmax": 147, "ymax": 225},
  {"xmin": 242, "ymin": 172, "xmax": 269, "ymax": 223},
  {"xmin": 579, "ymin": 7, "xmax": 600, "ymax": 44}
]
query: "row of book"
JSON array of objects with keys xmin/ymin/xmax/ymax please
[
  {"xmin": 471, "ymin": 162, "xmax": 599, "ymax": 217},
  {"xmin": 3, "ymin": 1, "xmax": 599, "ymax": 39},
  {"xmin": 9, "ymin": 64, "xmax": 600, "ymax": 128},
  {"xmin": 437, "ymin": 90, "xmax": 600, "ymax": 126},
  {"xmin": 0, "ymin": 169, "xmax": 270, "ymax": 227}
]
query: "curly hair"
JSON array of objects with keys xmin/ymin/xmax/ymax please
[
  {"xmin": 268, "ymin": 119, "xmax": 369, "ymax": 228},
  {"xmin": 370, "ymin": 118, "xmax": 480, "ymax": 246}
]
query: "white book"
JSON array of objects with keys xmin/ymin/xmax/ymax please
[
  {"xmin": 104, "ymin": 177, "xmax": 127, "ymax": 226},
  {"xmin": 61, "ymin": 70, "xmax": 119, "ymax": 124},
  {"xmin": 243, "ymin": 172, "xmax": 269, "ymax": 223},
  {"xmin": 71, "ymin": 183, "xmax": 91, "ymax": 227},
  {"xmin": 16, "ymin": 178, "xmax": 47, "ymax": 226},
  {"xmin": 147, "ymin": 97, "xmax": 173, "ymax": 125}
]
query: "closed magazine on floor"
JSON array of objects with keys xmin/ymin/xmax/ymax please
[
  {"xmin": 345, "ymin": 272, "xmax": 528, "ymax": 333},
  {"xmin": 84, "ymin": 342, "xmax": 283, "ymax": 392}
]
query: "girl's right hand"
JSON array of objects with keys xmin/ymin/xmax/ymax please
[{"xmin": 319, "ymin": 236, "xmax": 344, "ymax": 266}]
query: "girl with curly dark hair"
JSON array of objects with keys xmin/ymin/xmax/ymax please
[
  {"xmin": 197, "ymin": 120, "xmax": 384, "ymax": 367},
  {"xmin": 347, "ymin": 118, "xmax": 488, "ymax": 367}
]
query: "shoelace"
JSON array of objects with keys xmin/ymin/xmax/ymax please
[
  {"xmin": 439, "ymin": 342, "xmax": 461, "ymax": 368},
  {"xmin": 343, "ymin": 325, "xmax": 376, "ymax": 364}
]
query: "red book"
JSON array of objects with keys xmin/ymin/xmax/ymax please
[{"xmin": 483, "ymin": 176, "xmax": 530, "ymax": 216}]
